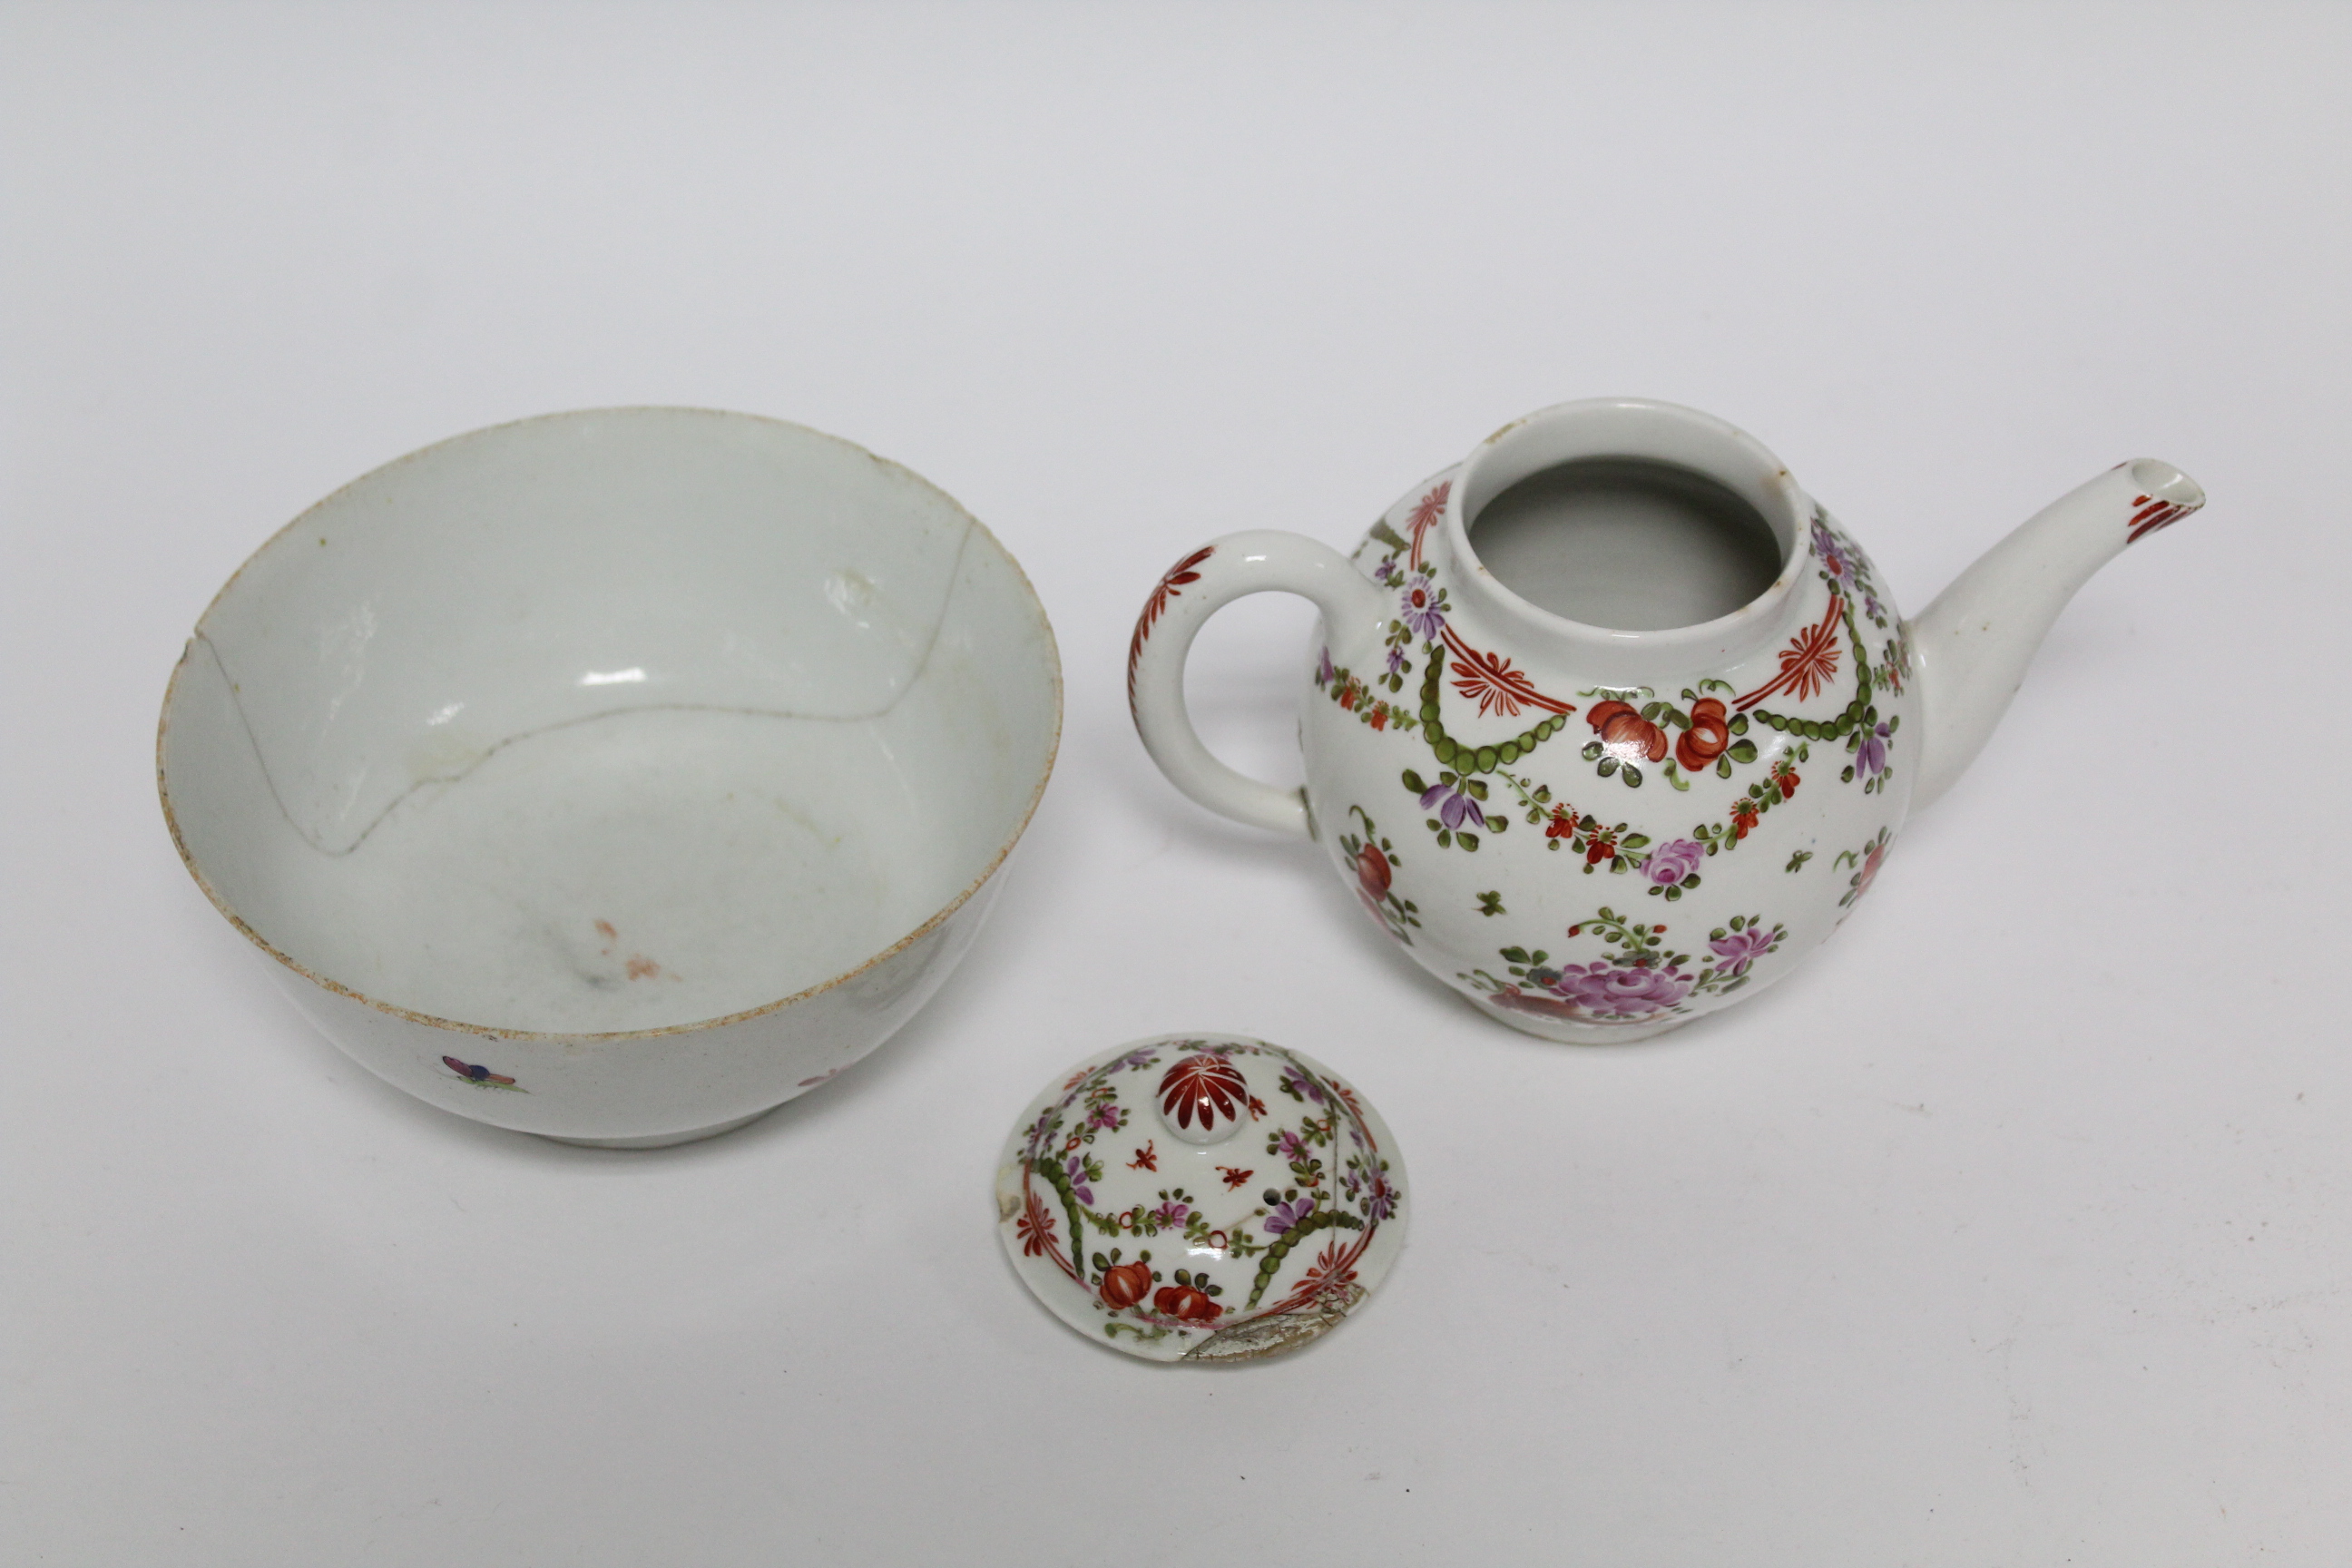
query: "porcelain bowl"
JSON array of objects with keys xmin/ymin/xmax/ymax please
[{"xmin": 159, "ymin": 408, "xmax": 1060, "ymax": 1146}]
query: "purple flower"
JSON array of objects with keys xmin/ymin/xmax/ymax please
[
  {"xmin": 1709, "ymin": 926, "xmax": 1777, "ymax": 977},
  {"xmin": 1264, "ymin": 1194, "xmax": 1318, "ymax": 1236},
  {"xmin": 1418, "ymin": 779, "xmax": 1486, "ymax": 832},
  {"xmin": 1316, "ymin": 645, "xmax": 1337, "ymax": 687},
  {"xmin": 1547, "ymin": 961, "xmax": 1695, "ymax": 1016},
  {"xmin": 1400, "ymin": 573, "xmax": 1446, "ymax": 640},
  {"xmin": 1856, "ymin": 720, "xmax": 1890, "ymax": 778},
  {"xmin": 1085, "ymin": 1101, "xmax": 1122, "ymax": 1132},
  {"xmin": 1275, "ymin": 1128, "xmax": 1310, "ymax": 1161},
  {"xmin": 1023, "ymin": 1112, "xmax": 1054, "ymax": 1157},
  {"xmin": 1385, "ymin": 645, "xmax": 1406, "ymax": 676},
  {"xmin": 1362, "ymin": 1173, "xmax": 1397, "ymax": 1221},
  {"xmin": 1645, "ymin": 838, "xmax": 1704, "ymax": 887},
  {"xmin": 1152, "ymin": 1200, "xmax": 1189, "ymax": 1227},
  {"xmin": 1279, "ymin": 1064, "xmax": 1326, "ymax": 1104},
  {"xmin": 1374, "ymin": 557, "xmax": 1401, "ymax": 585},
  {"xmin": 1063, "ymin": 1155, "xmax": 1094, "ymax": 1206},
  {"xmin": 1810, "ymin": 518, "xmax": 1856, "ymax": 586},
  {"xmin": 1863, "ymin": 593, "xmax": 1884, "ymax": 622}
]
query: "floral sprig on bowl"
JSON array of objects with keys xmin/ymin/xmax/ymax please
[{"xmin": 442, "ymin": 1055, "xmax": 524, "ymax": 1091}]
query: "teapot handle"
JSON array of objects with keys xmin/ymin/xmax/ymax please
[{"xmin": 1127, "ymin": 530, "xmax": 1391, "ymax": 836}]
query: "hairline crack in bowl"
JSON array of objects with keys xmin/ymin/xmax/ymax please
[{"xmin": 158, "ymin": 407, "xmax": 1062, "ymax": 1147}]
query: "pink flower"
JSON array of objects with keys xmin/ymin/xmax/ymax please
[
  {"xmin": 1646, "ymin": 838, "xmax": 1704, "ymax": 887},
  {"xmin": 1709, "ymin": 926, "xmax": 1776, "ymax": 976},
  {"xmin": 1547, "ymin": 962, "xmax": 1694, "ymax": 1016}
]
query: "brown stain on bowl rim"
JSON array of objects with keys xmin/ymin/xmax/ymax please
[{"xmin": 155, "ymin": 407, "xmax": 1064, "ymax": 1045}]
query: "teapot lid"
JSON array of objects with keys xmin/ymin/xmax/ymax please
[{"xmin": 995, "ymin": 1034, "xmax": 1406, "ymax": 1362}]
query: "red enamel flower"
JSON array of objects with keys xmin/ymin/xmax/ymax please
[
  {"xmin": 1152, "ymin": 1284, "xmax": 1223, "ymax": 1323},
  {"xmin": 1586, "ymin": 701, "xmax": 1668, "ymax": 764},
  {"xmin": 1160, "ymin": 1054, "xmax": 1249, "ymax": 1133},
  {"xmin": 1100, "ymin": 1260, "xmax": 1153, "ymax": 1309},
  {"xmin": 1675, "ymin": 697, "xmax": 1730, "ymax": 771}
]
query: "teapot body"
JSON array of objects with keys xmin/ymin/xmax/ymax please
[
  {"xmin": 1129, "ymin": 397, "xmax": 2195, "ymax": 1044},
  {"xmin": 1300, "ymin": 466, "xmax": 1915, "ymax": 1042}
]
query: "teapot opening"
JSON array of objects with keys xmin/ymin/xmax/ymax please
[{"xmin": 1466, "ymin": 457, "xmax": 1785, "ymax": 632}]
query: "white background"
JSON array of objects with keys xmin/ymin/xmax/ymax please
[{"xmin": 5, "ymin": 5, "xmax": 2348, "ymax": 1563}]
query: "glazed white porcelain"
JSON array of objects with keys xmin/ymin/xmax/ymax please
[
  {"xmin": 1129, "ymin": 398, "xmax": 2201, "ymax": 1044},
  {"xmin": 996, "ymin": 1034, "xmax": 1406, "ymax": 1362},
  {"xmin": 160, "ymin": 408, "xmax": 1060, "ymax": 1145}
]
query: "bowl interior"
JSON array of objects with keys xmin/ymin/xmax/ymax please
[{"xmin": 161, "ymin": 410, "xmax": 1059, "ymax": 1034}]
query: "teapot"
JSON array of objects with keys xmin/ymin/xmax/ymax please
[{"xmin": 1127, "ymin": 398, "xmax": 2201, "ymax": 1042}]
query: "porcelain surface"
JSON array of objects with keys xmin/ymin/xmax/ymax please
[
  {"xmin": 160, "ymin": 408, "xmax": 1061, "ymax": 1144},
  {"xmin": 1127, "ymin": 398, "xmax": 2201, "ymax": 1043},
  {"xmin": 995, "ymin": 1034, "xmax": 1406, "ymax": 1362}
]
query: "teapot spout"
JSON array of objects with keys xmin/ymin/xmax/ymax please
[{"xmin": 1908, "ymin": 458, "xmax": 2204, "ymax": 811}]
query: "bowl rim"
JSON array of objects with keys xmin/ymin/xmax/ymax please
[{"xmin": 154, "ymin": 405, "xmax": 1063, "ymax": 1044}]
